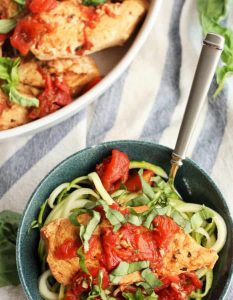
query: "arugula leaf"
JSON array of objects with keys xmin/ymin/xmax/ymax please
[
  {"xmin": 69, "ymin": 209, "xmax": 100, "ymax": 252},
  {"xmin": 197, "ymin": 0, "xmax": 233, "ymax": 95},
  {"xmin": 0, "ymin": 19, "xmax": 16, "ymax": 34},
  {"xmin": 82, "ymin": 0, "xmax": 107, "ymax": 6},
  {"xmin": 0, "ymin": 57, "xmax": 39, "ymax": 107},
  {"xmin": 0, "ymin": 210, "xmax": 21, "ymax": 287}
]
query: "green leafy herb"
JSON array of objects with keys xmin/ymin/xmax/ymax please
[
  {"xmin": 0, "ymin": 19, "xmax": 16, "ymax": 34},
  {"xmin": 138, "ymin": 169, "xmax": 154, "ymax": 200},
  {"xmin": 69, "ymin": 208, "xmax": 100, "ymax": 252},
  {"xmin": 111, "ymin": 261, "xmax": 149, "ymax": 276},
  {"xmin": 13, "ymin": 0, "xmax": 26, "ymax": 5},
  {"xmin": 77, "ymin": 246, "xmax": 89, "ymax": 274},
  {"xmin": 126, "ymin": 194, "xmax": 150, "ymax": 207},
  {"xmin": 127, "ymin": 209, "xmax": 143, "ymax": 226},
  {"xmin": 0, "ymin": 210, "xmax": 21, "ymax": 287},
  {"xmin": 82, "ymin": 0, "xmax": 107, "ymax": 7},
  {"xmin": 141, "ymin": 269, "xmax": 162, "ymax": 289},
  {"xmin": 191, "ymin": 206, "xmax": 214, "ymax": 230},
  {"xmin": 197, "ymin": 0, "xmax": 233, "ymax": 96},
  {"xmin": 123, "ymin": 289, "xmax": 158, "ymax": 300},
  {"xmin": 98, "ymin": 199, "xmax": 125, "ymax": 230},
  {"xmin": 0, "ymin": 57, "xmax": 39, "ymax": 107}
]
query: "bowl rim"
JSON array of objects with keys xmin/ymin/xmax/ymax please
[
  {"xmin": 17, "ymin": 140, "xmax": 233, "ymax": 300},
  {"xmin": 0, "ymin": 0, "xmax": 162, "ymax": 141}
]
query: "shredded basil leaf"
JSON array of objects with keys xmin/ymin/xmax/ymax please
[
  {"xmin": 111, "ymin": 261, "xmax": 149, "ymax": 276},
  {"xmin": 126, "ymin": 194, "xmax": 150, "ymax": 207},
  {"xmin": 82, "ymin": 0, "xmax": 107, "ymax": 6},
  {"xmin": 69, "ymin": 208, "xmax": 100, "ymax": 252},
  {"xmin": 13, "ymin": 0, "xmax": 26, "ymax": 5},
  {"xmin": 123, "ymin": 289, "xmax": 158, "ymax": 300},
  {"xmin": 141, "ymin": 268, "xmax": 163, "ymax": 288},
  {"xmin": 98, "ymin": 199, "xmax": 125, "ymax": 228},
  {"xmin": 139, "ymin": 169, "xmax": 154, "ymax": 200},
  {"xmin": 0, "ymin": 57, "xmax": 39, "ymax": 107},
  {"xmin": 77, "ymin": 246, "xmax": 89, "ymax": 274},
  {"xmin": 0, "ymin": 19, "xmax": 16, "ymax": 34}
]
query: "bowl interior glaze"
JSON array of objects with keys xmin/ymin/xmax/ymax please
[{"xmin": 17, "ymin": 140, "xmax": 233, "ymax": 300}]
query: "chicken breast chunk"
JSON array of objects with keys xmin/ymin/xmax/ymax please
[
  {"xmin": 29, "ymin": 0, "xmax": 148, "ymax": 60},
  {"xmin": 41, "ymin": 218, "xmax": 81, "ymax": 285},
  {"xmin": 0, "ymin": 90, "xmax": 29, "ymax": 130},
  {"xmin": 160, "ymin": 230, "xmax": 218, "ymax": 276},
  {"xmin": 0, "ymin": 56, "xmax": 100, "ymax": 130},
  {"xmin": 0, "ymin": 0, "xmax": 18, "ymax": 19}
]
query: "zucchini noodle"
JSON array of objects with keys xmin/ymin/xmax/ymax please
[
  {"xmin": 32, "ymin": 160, "xmax": 227, "ymax": 300},
  {"xmin": 176, "ymin": 203, "xmax": 227, "ymax": 253},
  {"xmin": 39, "ymin": 270, "xmax": 59, "ymax": 300}
]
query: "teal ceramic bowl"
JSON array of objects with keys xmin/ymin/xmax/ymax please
[{"xmin": 16, "ymin": 140, "xmax": 233, "ymax": 300}]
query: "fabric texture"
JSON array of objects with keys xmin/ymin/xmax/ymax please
[{"xmin": 0, "ymin": 0, "xmax": 232, "ymax": 299}]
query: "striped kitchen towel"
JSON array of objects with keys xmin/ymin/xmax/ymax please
[{"xmin": 0, "ymin": 0, "xmax": 232, "ymax": 299}]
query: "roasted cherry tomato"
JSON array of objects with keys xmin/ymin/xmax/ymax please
[
  {"xmin": 96, "ymin": 149, "xmax": 130, "ymax": 193},
  {"xmin": 125, "ymin": 169, "xmax": 154, "ymax": 192},
  {"xmin": 101, "ymin": 223, "xmax": 159, "ymax": 271},
  {"xmin": 27, "ymin": 0, "xmax": 57, "ymax": 14},
  {"xmin": 156, "ymin": 272, "xmax": 202, "ymax": 300},
  {"xmin": 54, "ymin": 239, "xmax": 81, "ymax": 260},
  {"xmin": 10, "ymin": 17, "xmax": 46, "ymax": 55},
  {"xmin": 29, "ymin": 75, "xmax": 72, "ymax": 119},
  {"xmin": 152, "ymin": 215, "xmax": 180, "ymax": 249}
]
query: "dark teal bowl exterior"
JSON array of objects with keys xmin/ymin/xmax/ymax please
[{"xmin": 16, "ymin": 140, "xmax": 233, "ymax": 300}]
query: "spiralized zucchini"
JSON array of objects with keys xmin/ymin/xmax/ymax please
[{"xmin": 33, "ymin": 161, "xmax": 227, "ymax": 300}]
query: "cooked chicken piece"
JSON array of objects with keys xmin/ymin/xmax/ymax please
[
  {"xmin": 0, "ymin": 0, "xmax": 18, "ymax": 19},
  {"xmin": 41, "ymin": 218, "xmax": 81, "ymax": 285},
  {"xmin": 41, "ymin": 217, "xmax": 103, "ymax": 285},
  {"xmin": 0, "ymin": 56, "xmax": 100, "ymax": 130},
  {"xmin": 18, "ymin": 56, "xmax": 100, "ymax": 96},
  {"xmin": 160, "ymin": 230, "xmax": 218, "ymax": 276},
  {"xmin": 0, "ymin": 90, "xmax": 29, "ymax": 130},
  {"xmin": 30, "ymin": 0, "xmax": 148, "ymax": 60}
]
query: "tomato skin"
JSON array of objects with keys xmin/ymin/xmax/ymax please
[
  {"xmin": 157, "ymin": 272, "xmax": 202, "ymax": 300},
  {"xmin": 96, "ymin": 149, "xmax": 130, "ymax": 193},
  {"xmin": 152, "ymin": 215, "xmax": 180, "ymax": 249},
  {"xmin": 10, "ymin": 17, "xmax": 46, "ymax": 55},
  {"xmin": 125, "ymin": 170, "xmax": 154, "ymax": 192},
  {"xmin": 64, "ymin": 290, "xmax": 77, "ymax": 300},
  {"xmin": 54, "ymin": 239, "xmax": 81, "ymax": 260},
  {"xmin": 27, "ymin": 0, "xmax": 57, "ymax": 14},
  {"xmin": 29, "ymin": 75, "xmax": 72, "ymax": 119},
  {"xmin": 101, "ymin": 223, "xmax": 160, "ymax": 271}
]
